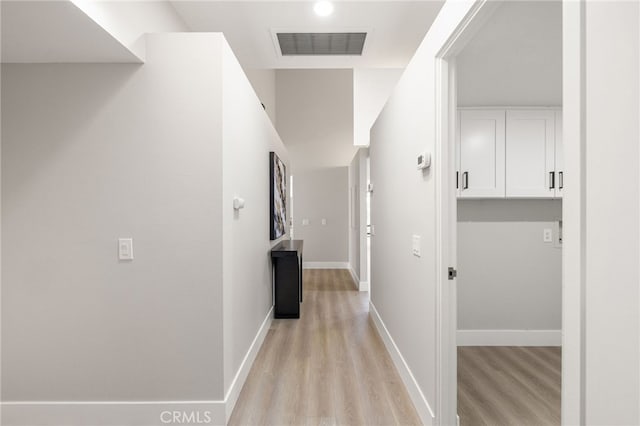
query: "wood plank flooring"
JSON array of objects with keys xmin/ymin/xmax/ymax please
[
  {"xmin": 458, "ymin": 346, "xmax": 561, "ymax": 426},
  {"xmin": 229, "ymin": 269, "xmax": 422, "ymax": 426}
]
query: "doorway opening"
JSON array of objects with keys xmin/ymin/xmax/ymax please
[{"xmin": 439, "ymin": 1, "xmax": 564, "ymax": 424}]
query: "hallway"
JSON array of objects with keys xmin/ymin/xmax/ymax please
[{"xmin": 229, "ymin": 269, "xmax": 421, "ymax": 426}]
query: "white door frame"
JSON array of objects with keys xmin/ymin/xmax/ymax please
[
  {"xmin": 433, "ymin": 2, "xmax": 499, "ymax": 423},
  {"xmin": 560, "ymin": 1, "xmax": 586, "ymax": 423},
  {"xmin": 431, "ymin": 0, "xmax": 584, "ymax": 424},
  {"xmin": 433, "ymin": 54, "xmax": 458, "ymax": 425}
]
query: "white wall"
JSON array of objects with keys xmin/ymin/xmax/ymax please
[
  {"xmin": 220, "ymin": 43, "xmax": 289, "ymax": 414},
  {"xmin": 2, "ymin": 34, "xmax": 224, "ymax": 405},
  {"xmin": 276, "ymin": 69, "xmax": 355, "ymax": 266},
  {"xmin": 275, "ymin": 69, "xmax": 356, "ymax": 172},
  {"xmin": 562, "ymin": 1, "xmax": 639, "ymax": 423},
  {"xmin": 293, "ymin": 168, "xmax": 349, "ymax": 266},
  {"xmin": 1, "ymin": 33, "xmax": 287, "ymax": 425},
  {"xmin": 455, "ymin": 0, "xmax": 563, "ymax": 346},
  {"xmin": 353, "ymin": 68, "xmax": 402, "ymax": 147},
  {"xmin": 70, "ymin": 0, "xmax": 188, "ymax": 61},
  {"xmin": 368, "ymin": 2, "xmax": 479, "ymax": 423},
  {"xmin": 456, "ymin": 1, "xmax": 562, "ymax": 106},
  {"xmin": 579, "ymin": 1, "xmax": 639, "ymax": 423},
  {"xmin": 243, "ymin": 68, "xmax": 276, "ymax": 125},
  {"xmin": 457, "ymin": 200, "xmax": 562, "ymax": 344}
]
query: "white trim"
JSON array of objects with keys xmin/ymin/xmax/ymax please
[
  {"xmin": 457, "ymin": 329, "xmax": 562, "ymax": 346},
  {"xmin": 369, "ymin": 301, "xmax": 435, "ymax": 426},
  {"xmin": 434, "ymin": 52, "xmax": 457, "ymax": 426},
  {"xmin": 458, "ymin": 106, "xmax": 562, "ymax": 110},
  {"xmin": 347, "ymin": 265, "xmax": 370, "ymax": 292},
  {"xmin": 302, "ymin": 261, "xmax": 349, "ymax": 269},
  {"xmin": 433, "ymin": 1, "xmax": 505, "ymax": 423},
  {"xmin": 348, "ymin": 265, "xmax": 360, "ymax": 290},
  {"xmin": 2, "ymin": 308, "xmax": 275, "ymax": 426},
  {"xmin": 561, "ymin": 1, "xmax": 586, "ymax": 423},
  {"xmin": 223, "ymin": 306, "xmax": 273, "ymax": 422},
  {"xmin": 1, "ymin": 401, "xmax": 224, "ymax": 426}
]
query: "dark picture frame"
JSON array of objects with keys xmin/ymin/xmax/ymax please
[{"xmin": 269, "ymin": 152, "xmax": 287, "ymax": 240}]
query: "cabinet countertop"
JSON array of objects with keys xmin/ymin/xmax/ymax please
[{"xmin": 271, "ymin": 239, "xmax": 303, "ymax": 257}]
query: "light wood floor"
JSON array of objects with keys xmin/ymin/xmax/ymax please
[
  {"xmin": 229, "ymin": 269, "xmax": 422, "ymax": 426},
  {"xmin": 458, "ymin": 346, "xmax": 561, "ymax": 426}
]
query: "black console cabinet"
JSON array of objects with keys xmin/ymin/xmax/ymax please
[{"xmin": 271, "ymin": 240, "xmax": 303, "ymax": 319}]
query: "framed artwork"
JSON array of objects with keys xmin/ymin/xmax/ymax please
[{"xmin": 270, "ymin": 152, "xmax": 287, "ymax": 240}]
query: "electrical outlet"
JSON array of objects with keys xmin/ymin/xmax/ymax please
[
  {"xmin": 118, "ymin": 238, "xmax": 134, "ymax": 260},
  {"xmin": 543, "ymin": 228, "xmax": 553, "ymax": 243}
]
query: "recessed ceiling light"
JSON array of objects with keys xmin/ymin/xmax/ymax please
[{"xmin": 314, "ymin": 1, "xmax": 334, "ymax": 17}]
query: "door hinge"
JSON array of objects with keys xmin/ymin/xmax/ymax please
[{"xmin": 448, "ymin": 267, "xmax": 457, "ymax": 280}]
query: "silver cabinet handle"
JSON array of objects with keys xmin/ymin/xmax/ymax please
[
  {"xmin": 549, "ymin": 171, "xmax": 555, "ymax": 189},
  {"xmin": 463, "ymin": 172, "xmax": 469, "ymax": 189}
]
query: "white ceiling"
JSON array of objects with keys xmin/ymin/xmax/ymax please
[
  {"xmin": 1, "ymin": 1, "xmax": 141, "ymax": 63},
  {"xmin": 170, "ymin": 1, "xmax": 445, "ymax": 69},
  {"xmin": 457, "ymin": 0, "xmax": 562, "ymax": 106},
  {"xmin": 1, "ymin": 0, "xmax": 444, "ymax": 68}
]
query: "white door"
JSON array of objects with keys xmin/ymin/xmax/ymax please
[
  {"xmin": 506, "ymin": 109, "xmax": 556, "ymax": 198},
  {"xmin": 555, "ymin": 110, "xmax": 563, "ymax": 198},
  {"xmin": 458, "ymin": 109, "xmax": 506, "ymax": 198}
]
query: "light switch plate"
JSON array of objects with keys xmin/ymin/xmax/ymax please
[
  {"xmin": 412, "ymin": 235, "xmax": 421, "ymax": 257},
  {"xmin": 118, "ymin": 238, "xmax": 134, "ymax": 260},
  {"xmin": 302, "ymin": 219, "xmax": 310, "ymax": 226},
  {"xmin": 321, "ymin": 218, "xmax": 327, "ymax": 226}
]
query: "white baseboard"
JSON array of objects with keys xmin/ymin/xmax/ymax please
[
  {"xmin": 2, "ymin": 308, "xmax": 275, "ymax": 426},
  {"xmin": 457, "ymin": 329, "xmax": 562, "ymax": 346},
  {"xmin": 1, "ymin": 401, "xmax": 225, "ymax": 426},
  {"xmin": 303, "ymin": 261, "xmax": 349, "ymax": 269},
  {"xmin": 224, "ymin": 306, "xmax": 273, "ymax": 421},
  {"xmin": 348, "ymin": 265, "xmax": 360, "ymax": 290},
  {"xmin": 369, "ymin": 302, "xmax": 435, "ymax": 426},
  {"xmin": 347, "ymin": 265, "xmax": 369, "ymax": 292}
]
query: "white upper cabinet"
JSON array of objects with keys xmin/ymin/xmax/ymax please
[
  {"xmin": 456, "ymin": 108, "xmax": 562, "ymax": 199},
  {"xmin": 505, "ymin": 109, "xmax": 556, "ymax": 198},
  {"xmin": 457, "ymin": 109, "xmax": 506, "ymax": 198},
  {"xmin": 554, "ymin": 110, "xmax": 563, "ymax": 198}
]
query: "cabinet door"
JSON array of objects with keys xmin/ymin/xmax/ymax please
[
  {"xmin": 555, "ymin": 110, "xmax": 563, "ymax": 198},
  {"xmin": 505, "ymin": 110, "xmax": 556, "ymax": 198},
  {"xmin": 458, "ymin": 110, "xmax": 506, "ymax": 198}
]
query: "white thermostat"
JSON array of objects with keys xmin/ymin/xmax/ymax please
[{"xmin": 417, "ymin": 152, "xmax": 431, "ymax": 170}]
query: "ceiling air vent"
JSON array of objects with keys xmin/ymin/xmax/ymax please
[{"xmin": 277, "ymin": 32, "xmax": 367, "ymax": 56}]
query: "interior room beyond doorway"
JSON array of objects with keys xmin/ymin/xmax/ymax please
[{"xmin": 453, "ymin": 1, "xmax": 563, "ymax": 424}]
